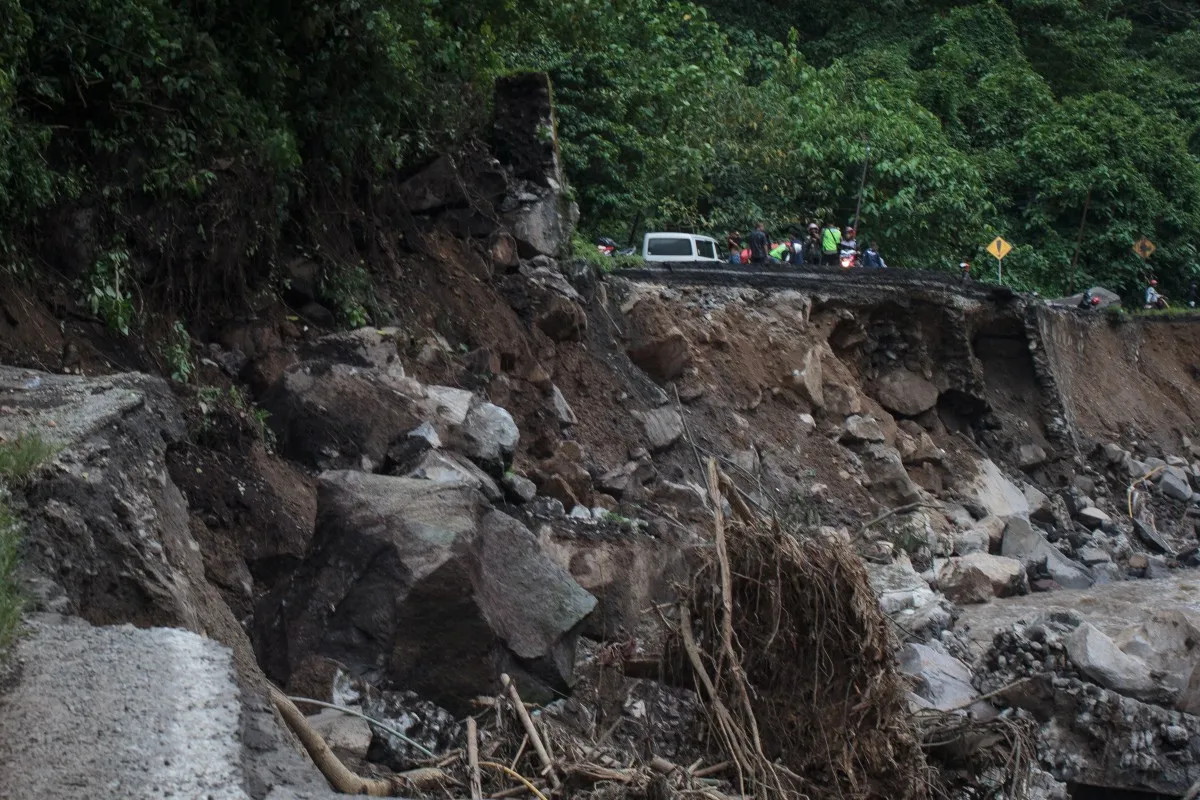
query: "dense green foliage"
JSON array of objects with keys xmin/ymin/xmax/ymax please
[{"xmin": 2, "ymin": 0, "xmax": 1199, "ymax": 302}]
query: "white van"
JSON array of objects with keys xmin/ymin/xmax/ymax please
[{"xmin": 641, "ymin": 232, "xmax": 724, "ymax": 263}]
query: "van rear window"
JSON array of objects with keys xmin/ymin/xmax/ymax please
[
  {"xmin": 695, "ymin": 239, "xmax": 716, "ymax": 259},
  {"xmin": 647, "ymin": 237, "xmax": 694, "ymax": 257}
]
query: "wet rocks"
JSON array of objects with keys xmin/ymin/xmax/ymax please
[
  {"xmin": 937, "ymin": 553, "xmax": 1028, "ymax": 604},
  {"xmin": 1002, "ymin": 517, "xmax": 1094, "ymax": 590}
]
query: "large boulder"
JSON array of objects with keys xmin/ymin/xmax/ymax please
[
  {"xmin": 627, "ymin": 327, "xmax": 691, "ymax": 383},
  {"xmin": 898, "ymin": 643, "xmax": 978, "ymax": 711},
  {"xmin": 937, "ymin": 553, "xmax": 1028, "ymax": 604},
  {"xmin": 1162, "ymin": 467, "xmax": 1194, "ymax": 502},
  {"xmin": 261, "ymin": 362, "xmax": 423, "ymax": 471},
  {"xmin": 261, "ymin": 472, "xmax": 595, "ymax": 712},
  {"xmin": 872, "ymin": 369, "xmax": 939, "ymax": 416},
  {"xmin": 1001, "ymin": 518, "xmax": 1094, "ymax": 590},
  {"xmin": 1066, "ymin": 623, "xmax": 1161, "ymax": 701},
  {"xmin": 966, "ymin": 458, "xmax": 1031, "ymax": 519},
  {"xmin": 457, "ymin": 401, "xmax": 520, "ymax": 472},
  {"xmin": 866, "ymin": 555, "xmax": 951, "ymax": 636}
]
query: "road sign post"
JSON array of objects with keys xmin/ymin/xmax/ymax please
[{"xmin": 987, "ymin": 237, "xmax": 1012, "ymax": 284}]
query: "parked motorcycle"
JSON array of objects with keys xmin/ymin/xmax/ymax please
[
  {"xmin": 839, "ymin": 251, "xmax": 857, "ymax": 269},
  {"xmin": 596, "ymin": 236, "xmax": 635, "ymax": 257}
]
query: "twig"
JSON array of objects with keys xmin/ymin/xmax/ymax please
[
  {"xmin": 501, "ymin": 674, "xmax": 561, "ymax": 790},
  {"xmin": 480, "ymin": 761, "xmax": 549, "ymax": 800},
  {"xmin": 857, "ymin": 502, "xmax": 934, "ymax": 536},
  {"xmin": 508, "ymin": 735, "xmax": 528, "ymax": 771},
  {"xmin": 467, "ymin": 717, "xmax": 483, "ymax": 800},
  {"xmin": 676, "ymin": 383, "xmax": 707, "ymax": 478},
  {"xmin": 287, "ymin": 696, "xmax": 437, "ymax": 758}
]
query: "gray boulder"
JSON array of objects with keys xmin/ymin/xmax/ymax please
[
  {"xmin": 634, "ymin": 407, "xmax": 684, "ymax": 452},
  {"xmin": 1161, "ymin": 467, "xmax": 1193, "ymax": 502},
  {"xmin": 937, "ymin": 553, "xmax": 1028, "ymax": 603},
  {"xmin": 898, "ymin": 643, "xmax": 977, "ymax": 711},
  {"xmin": 262, "ymin": 472, "xmax": 594, "ymax": 712},
  {"xmin": 839, "ymin": 414, "xmax": 887, "ymax": 444},
  {"xmin": 458, "ymin": 400, "xmax": 520, "ymax": 471},
  {"xmin": 1001, "ymin": 518, "xmax": 1094, "ymax": 590},
  {"xmin": 866, "ymin": 556, "xmax": 951, "ymax": 636},
  {"xmin": 1066, "ymin": 623, "xmax": 1160, "ymax": 701}
]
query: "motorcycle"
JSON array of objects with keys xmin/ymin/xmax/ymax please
[
  {"xmin": 596, "ymin": 236, "xmax": 635, "ymax": 257},
  {"xmin": 839, "ymin": 250, "xmax": 857, "ymax": 269}
]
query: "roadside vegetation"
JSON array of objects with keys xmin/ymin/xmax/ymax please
[
  {"xmin": 0, "ymin": 432, "xmax": 55, "ymax": 654},
  {"xmin": 1, "ymin": 0, "xmax": 1198, "ymax": 312}
]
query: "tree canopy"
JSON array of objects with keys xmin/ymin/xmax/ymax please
[{"xmin": 2, "ymin": 0, "xmax": 1199, "ymax": 301}]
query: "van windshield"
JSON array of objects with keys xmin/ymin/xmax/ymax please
[{"xmin": 646, "ymin": 237, "xmax": 694, "ymax": 257}]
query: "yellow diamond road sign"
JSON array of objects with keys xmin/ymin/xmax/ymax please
[
  {"xmin": 987, "ymin": 237, "xmax": 1012, "ymax": 260},
  {"xmin": 1133, "ymin": 237, "xmax": 1156, "ymax": 260}
]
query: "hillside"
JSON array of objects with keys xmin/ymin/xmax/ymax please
[{"xmin": 3, "ymin": 0, "xmax": 1200, "ymax": 320}]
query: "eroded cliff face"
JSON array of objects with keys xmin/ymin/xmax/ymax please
[{"xmin": 6, "ymin": 231, "xmax": 1200, "ymax": 799}]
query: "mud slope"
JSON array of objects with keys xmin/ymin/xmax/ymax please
[{"xmin": 1036, "ymin": 310, "xmax": 1200, "ymax": 447}]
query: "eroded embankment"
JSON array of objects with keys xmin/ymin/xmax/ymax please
[{"xmin": 1034, "ymin": 309, "xmax": 1200, "ymax": 450}]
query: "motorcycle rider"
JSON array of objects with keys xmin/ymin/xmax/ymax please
[
  {"xmin": 821, "ymin": 221, "xmax": 841, "ymax": 266},
  {"xmin": 838, "ymin": 227, "xmax": 858, "ymax": 266},
  {"xmin": 1077, "ymin": 289, "xmax": 1101, "ymax": 310},
  {"xmin": 1145, "ymin": 279, "xmax": 1167, "ymax": 310}
]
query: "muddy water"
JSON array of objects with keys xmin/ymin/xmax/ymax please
[{"xmin": 956, "ymin": 573, "xmax": 1200, "ymax": 649}]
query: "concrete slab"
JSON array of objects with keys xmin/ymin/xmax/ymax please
[{"xmin": 0, "ymin": 615, "xmax": 249, "ymax": 799}]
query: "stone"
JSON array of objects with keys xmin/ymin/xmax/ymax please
[
  {"xmin": 634, "ymin": 407, "xmax": 684, "ymax": 452},
  {"xmin": 549, "ymin": 385, "xmax": 577, "ymax": 426},
  {"xmin": 1077, "ymin": 546, "xmax": 1112, "ymax": 566},
  {"xmin": 839, "ymin": 415, "xmax": 887, "ymax": 444},
  {"xmin": 866, "ymin": 556, "xmax": 952, "ymax": 636},
  {"xmin": 1065, "ymin": 623, "xmax": 1159, "ymax": 700},
  {"xmin": 627, "ymin": 327, "xmax": 691, "ymax": 383},
  {"xmin": 1168, "ymin": 455, "xmax": 1189, "ymax": 468},
  {"xmin": 967, "ymin": 458, "xmax": 1031, "ymax": 519},
  {"xmin": 261, "ymin": 473, "xmax": 596, "ymax": 712},
  {"xmin": 860, "ymin": 443, "xmax": 923, "ymax": 506},
  {"xmin": 974, "ymin": 515, "xmax": 1008, "ymax": 550},
  {"xmin": 307, "ymin": 709, "xmax": 372, "ymax": 758},
  {"xmin": 953, "ymin": 527, "xmax": 990, "ymax": 556},
  {"xmin": 503, "ymin": 472, "xmax": 538, "ymax": 503},
  {"xmin": 786, "ymin": 348, "xmax": 824, "ymax": 409},
  {"xmin": 406, "ymin": 450, "xmax": 503, "ymax": 501},
  {"xmin": 1001, "ymin": 517, "xmax": 1094, "ymax": 590},
  {"xmin": 536, "ymin": 294, "xmax": 587, "ymax": 342},
  {"xmin": 536, "ymin": 441, "xmax": 592, "ymax": 507},
  {"xmin": 1162, "ymin": 467, "xmax": 1193, "ymax": 502},
  {"xmin": 396, "ymin": 154, "xmax": 506, "ymax": 214},
  {"xmin": 652, "ymin": 481, "xmax": 709, "ymax": 519},
  {"xmin": 488, "ymin": 231, "xmax": 520, "ymax": 269},
  {"xmin": 458, "ymin": 400, "xmax": 520, "ymax": 471},
  {"xmin": 597, "ymin": 459, "xmax": 656, "ymax": 498},
  {"xmin": 1025, "ymin": 485, "xmax": 1054, "ymax": 524},
  {"xmin": 504, "ymin": 191, "xmax": 577, "ymax": 258},
  {"xmin": 873, "ymin": 369, "xmax": 939, "ymax": 416},
  {"xmin": 1100, "ymin": 443, "xmax": 1127, "ymax": 465},
  {"xmin": 1076, "ymin": 507, "xmax": 1111, "ymax": 530},
  {"xmin": 262, "ymin": 362, "xmax": 425, "ymax": 471},
  {"xmin": 797, "ymin": 413, "xmax": 817, "ymax": 436},
  {"xmin": 898, "ymin": 643, "xmax": 978, "ymax": 711},
  {"xmin": 1018, "ymin": 443, "xmax": 1048, "ymax": 470},
  {"xmin": 937, "ymin": 553, "xmax": 1027, "ymax": 604}
]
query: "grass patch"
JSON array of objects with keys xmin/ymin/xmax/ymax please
[
  {"xmin": 0, "ymin": 493, "xmax": 22, "ymax": 653},
  {"xmin": 0, "ymin": 432, "xmax": 57, "ymax": 484},
  {"xmin": 0, "ymin": 432, "xmax": 56, "ymax": 655}
]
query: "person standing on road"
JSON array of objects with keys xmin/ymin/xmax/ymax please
[
  {"xmin": 821, "ymin": 222, "xmax": 841, "ymax": 266},
  {"xmin": 726, "ymin": 231, "xmax": 741, "ymax": 264},
  {"xmin": 748, "ymin": 222, "xmax": 771, "ymax": 265},
  {"xmin": 804, "ymin": 223, "xmax": 822, "ymax": 265},
  {"xmin": 1187, "ymin": 279, "xmax": 1198, "ymax": 308}
]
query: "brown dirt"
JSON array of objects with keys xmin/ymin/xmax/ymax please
[{"xmin": 1041, "ymin": 312, "xmax": 1200, "ymax": 450}]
